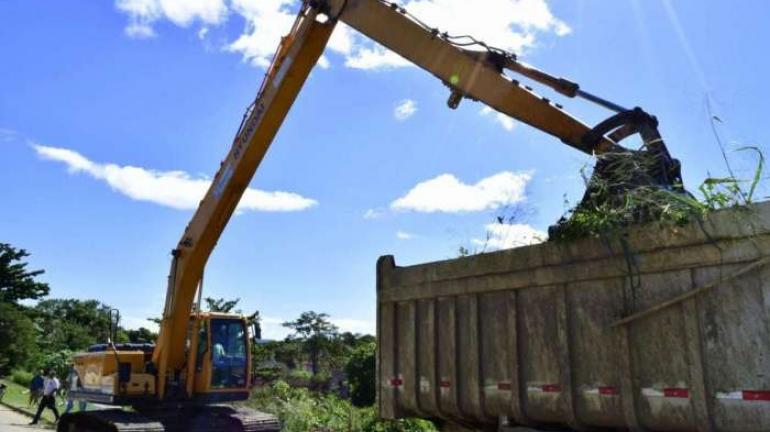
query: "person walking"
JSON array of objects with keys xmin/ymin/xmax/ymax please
[
  {"xmin": 30, "ymin": 370, "xmax": 60, "ymax": 425},
  {"xmin": 63, "ymin": 367, "xmax": 87, "ymax": 414},
  {"xmin": 28, "ymin": 370, "xmax": 44, "ymax": 407}
]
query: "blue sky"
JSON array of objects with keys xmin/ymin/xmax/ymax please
[{"xmin": 1, "ymin": 0, "xmax": 768, "ymax": 338}]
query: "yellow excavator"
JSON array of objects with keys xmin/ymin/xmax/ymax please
[{"xmin": 59, "ymin": 0, "xmax": 681, "ymax": 431}]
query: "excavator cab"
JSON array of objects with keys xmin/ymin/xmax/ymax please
[
  {"xmin": 62, "ymin": 313, "xmax": 262, "ymax": 431},
  {"xmin": 186, "ymin": 313, "xmax": 251, "ymax": 400},
  {"xmin": 68, "ymin": 312, "xmax": 251, "ymax": 407}
]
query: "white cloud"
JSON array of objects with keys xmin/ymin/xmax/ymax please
[
  {"xmin": 317, "ymin": 55, "xmax": 331, "ymax": 69},
  {"xmin": 396, "ymin": 230, "xmax": 414, "ymax": 240},
  {"xmin": 116, "ymin": 0, "xmax": 228, "ymax": 39},
  {"xmin": 363, "ymin": 208, "xmax": 382, "ymax": 220},
  {"xmin": 344, "ymin": 45, "xmax": 411, "ymax": 70},
  {"xmin": 392, "ymin": 171, "xmax": 531, "ymax": 213},
  {"xmin": 115, "ymin": 0, "xmax": 570, "ymax": 70},
  {"xmin": 225, "ymin": 0, "xmax": 298, "ymax": 67},
  {"xmin": 480, "ymin": 106, "xmax": 516, "ymax": 131},
  {"xmin": 0, "ymin": 128, "xmax": 21, "ymax": 143},
  {"xmin": 394, "ymin": 99, "xmax": 417, "ymax": 121},
  {"xmin": 340, "ymin": 0, "xmax": 570, "ymax": 69},
  {"xmin": 473, "ymin": 223, "xmax": 545, "ymax": 250},
  {"xmin": 34, "ymin": 145, "xmax": 317, "ymax": 213}
]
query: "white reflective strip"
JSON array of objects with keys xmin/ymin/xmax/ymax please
[
  {"xmin": 642, "ymin": 388, "xmax": 664, "ymax": 397},
  {"xmin": 716, "ymin": 391, "xmax": 744, "ymax": 400}
]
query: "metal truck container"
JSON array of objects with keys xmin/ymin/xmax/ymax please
[{"xmin": 376, "ymin": 202, "xmax": 770, "ymax": 431}]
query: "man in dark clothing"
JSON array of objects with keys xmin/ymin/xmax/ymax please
[
  {"xmin": 30, "ymin": 370, "xmax": 60, "ymax": 425},
  {"xmin": 28, "ymin": 370, "xmax": 44, "ymax": 407}
]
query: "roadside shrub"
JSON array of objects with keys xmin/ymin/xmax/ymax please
[
  {"xmin": 11, "ymin": 369, "xmax": 33, "ymax": 387},
  {"xmin": 346, "ymin": 341, "xmax": 376, "ymax": 407},
  {"xmin": 246, "ymin": 380, "xmax": 436, "ymax": 432}
]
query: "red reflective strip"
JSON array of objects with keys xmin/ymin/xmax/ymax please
[
  {"xmin": 743, "ymin": 391, "xmax": 770, "ymax": 401},
  {"xmin": 599, "ymin": 386, "xmax": 619, "ymax": 396},
  {"xmin": 498, "ymin": 382, "xmax": 512, "ymax": 391},
  {"xmin": 542, "ymin": 384, "xmax": 561, "ymax": 393},
  {"xmin": 440, "ymin": 380, "xmax": 451, "ymax": 388},
  {"xmin": 390, "ymin": 378, "xmax": 403, "ymax": 387},
  {"xmin": 663, "ymin": 388, "xmax": 689, "ymax": 398}
]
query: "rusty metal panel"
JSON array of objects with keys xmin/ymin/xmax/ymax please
[
  {"xmin": 697, "ymin": 263, "xmax": 770, "ymax": 431},
  {"xmin": 456, "ymin": 295, "xmax": 484, "ymax": 422},
  {"xmin": 479, "ymin": 292, "xmax": 512, "ymax": 419},
  {"xmin": 518, "ymin": 286, "xmax": 567, "ymax": 423},
  {"xmin": 628, "ymin": 270, "xmax": 697, "ymax": 431},
  {"xmin": 396, "ymin": 301, "xmax": 420, "ymax": 416},
  {"xmin": 377, "ymin": 202, "xmax": 770, "ymax": 431},
  {"xmin": 416, "ymin": 299, "xmax": 438, "ymax": 416},
  {"xmin": 378, "ymin": 301, "xmax": 397, "ymax": 419},
  {"xmin": 566, "ymin": 277, "xmax": 626, "ymax": 428},
  {"xmin": 437, "ymin": 296, "xmax": 460, "ymax": 418}
]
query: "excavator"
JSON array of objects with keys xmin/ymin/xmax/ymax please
[{"xmin": 58, "ymin": 0, "xmax": 681, "ymax": 431}]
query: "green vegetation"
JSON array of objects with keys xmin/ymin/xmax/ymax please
[
  {"xmin": 10, "ymin": 369, "xmax": 33, "ymax": 387},
  {"xmin": 346, "ymin": 341, "xmax": 376, "ymax": 407},
  {"xmin": 0, "ymin": 242, "xmax": 157, "ymax": 379},
  {"xmin": 283, "ymin": 311, "xmax": 341, "ymax": 378},
  {"xmin": 246, "ymin": 380, "xmax": 436, "ymax": 432},
  {"xmin": 551, "ymin": 147, "xmax": 765, "ymax": 241}
]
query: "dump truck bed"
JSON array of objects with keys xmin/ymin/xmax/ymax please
[{"xmin": 376, "ymin": 202, "xmax": 770, "ymax": 431}]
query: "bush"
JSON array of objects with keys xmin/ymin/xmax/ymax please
[
  {"xmin": 11, "ymin": 369, "xmax": 33, "ymax": 387},
  {"xmin": 246, "ymin": 380, "xmax": 436, "ymax": 432},
  {"xmin": 346, "ymin": 341, "xmax": 376, "ymax": 407},
  {"xmin": 255, "ymin": 365, "xmax": 284, "ymax": 382}
]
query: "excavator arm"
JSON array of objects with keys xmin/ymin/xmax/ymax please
[
  {"xmin": 152, "ymin": 0, "xmax": 668, "ymax": 399},
  {"xmin": 152, "ymin": 5, "xmax": 334, "ymax": 398}
]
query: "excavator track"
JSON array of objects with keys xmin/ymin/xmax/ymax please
[
  {"xmin": 57, "ymin": 406, "xmax": 280, "ymax": 432},
  {"xmin": 57, "ymin": 409, "xmax": 166, "ymax": 432}
]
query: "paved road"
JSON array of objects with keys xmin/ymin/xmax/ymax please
[{"xmin": 0, "ymin": 405, "xmax": 51, "ymax": 431}]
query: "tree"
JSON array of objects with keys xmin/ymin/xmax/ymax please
[
  {"xmin": 346, "ymin": 341, "xmax": 376, "ymax": 407},
  {"xmin": 0, "ymin": 243, "xmax": 49, "ymax": 302},
  {"xmin": 283, "ymin": 312, "xmax": 339, "ymax": 377},
  {"xmin": 0, "ymin": 243, "xmax": 49, "ymax": 373},
  {"xmin": 0, "ymin": 302, "xmax": 38, "ymax": 374},
  {"xmin": 125, "ymin": 327, "xmax": 158, "ymax": 343},
  {"xmin": 205, "ymin": 296, "xmax": 262, "ymax": 339},
  {"xmin": 204, "ymin": 297, "xmax": 241, "ymax": 313},
  {"xmin": 34, "ymin": 299, "xmax": 114, "ymax": 351}
]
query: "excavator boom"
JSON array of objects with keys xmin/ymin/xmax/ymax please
[
  {"xmin": 153, "ymin": 5, "xmax": 335, "ymax": 398},
  {"xmin": 156, "ymin": 0, "xmax": 657, "ymax": 401},
  {"xmin": 64, "ymin": 1, "xmax": 679, "ymax": 431}
]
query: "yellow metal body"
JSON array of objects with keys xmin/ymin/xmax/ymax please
[
  {"xmin": 73, "ymin": 0, "xmax": 633, "ymax": 406},
  {"xmin": 152, "ymin": 6, "xmax": 334, "ymax": 401},
  {"xmin": 73, "ymin": 312, "xmax": 251, "ymax": 405},
  {"xmin": 74, "ymin": 351, "xmax": 155, "ymax": 398}
]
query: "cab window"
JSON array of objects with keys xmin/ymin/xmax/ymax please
[{"xmin": 210, "ymin": 319, "xmax": 247, "ymax": 388}]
